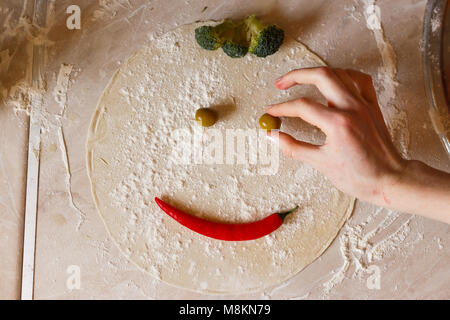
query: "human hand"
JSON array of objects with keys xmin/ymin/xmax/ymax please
[{"xmin": 266, "ymin": 67, "xmax": 407, "ymax": 206}]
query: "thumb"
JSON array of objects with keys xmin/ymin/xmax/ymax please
[{"xmin": 267, "ymin": 131, "xmax": 320, "ymax": 163}]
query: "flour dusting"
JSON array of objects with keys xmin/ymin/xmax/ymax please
[
  {"xmin": 53, "ymin": 63, "xmax": 74, "ymax": 117},
  {"xmin": 363, "ymin": 0, "xmax": 410, "ymax": 157},
  {"xmin": 58, "ymin": 127, "xmax": 87, "ymax": 230},
  {"xmin": 92, "ymin": 0, "xmax": 133, "ymax": 21},
  {"xmin": 322, "ymin": 208, "xmax": 420, "ymax": 295}
]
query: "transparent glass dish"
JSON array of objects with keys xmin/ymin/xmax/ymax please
[{"xmin": 423, "ymin": 0, "xmax": 450, "ymax": 156}]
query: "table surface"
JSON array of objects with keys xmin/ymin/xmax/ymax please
[{"xmin": 0, "ymin": 0, "xmax": 449, "ymax": 299}]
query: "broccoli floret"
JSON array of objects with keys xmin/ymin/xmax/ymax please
[
  {"xmin": 194, "ymin": 21, "xmax": 235, "ymax": 51},
  {"xmin": 221, "ymin": 22, "xmax": 249, "ymax": 58},
  {"xmin": 244, "ymin": 15, "xmax": 284, "ymax": 57},
  {"xmin": 195, "ymin": 26, "xmax": 223, "ymax": 50},
  {"xmin": 222, "ymin": 42, "xmax": 248, "ymax": 58}
]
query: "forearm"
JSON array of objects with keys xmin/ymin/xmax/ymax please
[{"xmin": 381, "ymin": 160, "xmax": 450, "ymax": 224}]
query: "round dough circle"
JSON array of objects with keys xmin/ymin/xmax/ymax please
[{"xmin": 87, "ymin": 22, "xmax": 355, "ymax": 294}]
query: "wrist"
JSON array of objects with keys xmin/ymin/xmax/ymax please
[
  {"xmin": 378, "ymin": 159, "xmax": 450, "ymax": 223},
  {"xmin": 377, "ymin": 158, "xmax": 411, "ymax": 208}
]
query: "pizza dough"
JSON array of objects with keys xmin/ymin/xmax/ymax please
[{"xmin": 86, "ymin": 22, "xmax": 355, "ymax": 294}]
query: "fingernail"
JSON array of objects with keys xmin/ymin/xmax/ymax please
[
  {"xmin": 266, "ymin": 105, "xmax": 274, "ymax": 109},
  {"xmin": 275, "ymin": 76, "xmax": 283, "ymax": 83}
]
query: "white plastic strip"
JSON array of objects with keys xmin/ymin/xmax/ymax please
[
  {"xmin": 21, "ymin": 113, "xmax": 41, "ymax": 300},
  {"xmin": 21, "ymin": 0, "xmax": 47, "ymax": 300}
]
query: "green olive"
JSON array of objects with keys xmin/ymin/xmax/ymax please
[
  {"xmin": 195, "ymin": 108, "xmax": 217, "ymax": 127},
  {"xmin": 259, "ymin": 113, "xmax": 281, "ymax": 131}
]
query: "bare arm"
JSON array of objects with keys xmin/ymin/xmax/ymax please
[
  {"xmin": 266, "ymin": 67, "xmax": 450, "ymax": 224},
  {"xmin": 383, "ymin": 160, "xmax": 450, "ymax": 223}
]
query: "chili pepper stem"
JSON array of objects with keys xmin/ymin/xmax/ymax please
[{"xmin": 277, "ymin": 206, "xmax": 299, "ymax": 221}]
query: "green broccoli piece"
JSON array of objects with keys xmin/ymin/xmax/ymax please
[
  {"xmin": 194, "ymin": 21, "xmax": 236, "ymax": 51},
  {"xmin": 222, "ymin": 42, "xmax": 248, "ymax": 58},
  {"xmin": 244, "ymin": 15, "xmax": 284, "ymax": 58},
  {"xmin": 195, "ymin": 16, "xmax": 284, "ymax": 58},
  {"xmin": 221, "ymin": 22, "xmax": 249, "ymax": 58},
  {"xmin": 194, "ymin": 26, "xmax": 222, "ymax": 50}
]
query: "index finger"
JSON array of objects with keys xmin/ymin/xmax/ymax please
[{"xmin": 274, "ymin": 67, "xmax": 358, "ymax": 109}]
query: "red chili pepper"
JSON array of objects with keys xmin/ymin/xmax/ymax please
[{"xmin": 154, "ymin": 197, "xmax": 298, "ymax": 241}]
